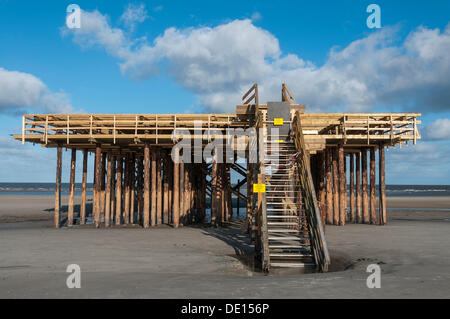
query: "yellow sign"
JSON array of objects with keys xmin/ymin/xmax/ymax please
[
  {"xmin": 253, "ymin": 184, "xmax": 266, "ymax": 193},
  {"xmin": 273, "ymin": 118, "xmax": 284, "ymax": 125}
]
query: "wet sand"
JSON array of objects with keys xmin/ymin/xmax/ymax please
[{"xmin": 0, "ymin": 194, "xmax": 449, "ymax": 298}]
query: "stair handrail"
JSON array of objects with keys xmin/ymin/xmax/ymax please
[
  {"xmin": 242, "ymin": 83, "xmax": 259, "ymax": 105},
  {"xmin": 255, "ymin": 109, "xmax": 270, "ymax": 272},
  {"xmin": 282, "ymin": 83, "xmax": 295, "ymax": 104},
  {"xmin": 291, "ymin": 111, "xmax": 330, "ymax": 272}
]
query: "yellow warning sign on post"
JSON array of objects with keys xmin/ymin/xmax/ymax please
[
  {"xmin": 273, "ymin": 118, "xmax": 284, "ymax": 125},
  {"xmin": 253, "ymin": 184, "xmax": 266, "ymax": 193}
]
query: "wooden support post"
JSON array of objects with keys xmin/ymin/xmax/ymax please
[
  {"xmin": 236, "ymin": 179, "xmax": 240, "ymax": 218},
  {"xmin": 100, "ymin": 152, "xmax": 106, "ymax": 221},
  {"xmin": 130, "ymin": 153, "xmax": 135, "ymax": 224},
  {"xmin": 105, "ymin": 153, "xmax": 112, "ymax": 227},
  {"xmin": 123, "ymin": 154, "xmax": 130, "ymax": 224},
  {"xmin": 115, "ymin": 156, "xmax": 123, "ymax": 225},
  {"xmin": 80, "ymin": 149, "xmax": 88, "ymax": 225},
  {"xmin": 338, "ymin": 144, "xmax": 346, "ymax": 226},
  {"xmin": 94, "ymin": 145, "xmax": 102, "ymax": 228},
  {"xmin": 379, "ymin": 144, "xmax": 387, "ymax": 225},
  {"xmin": 179, "ymin": 161, "xmax": 185, "ymax": 224},
  {"xmin": 356, "ymin": 152, "xmax": 362, "ymax": 223},
  {"xmin": 173, "ymin": 149, "xmax": 180, "ymax": 228},
  {"xmin": 349, "ymin": 153, "xmax": 355, "ymax": 223},
  {"xmin": 370, "ymin": 148, "xmax": 377, "ymax": 224},
  {"xmin": 168, "ymin": 159, "xmax": 173, "ymax": 223},
  {"xmin": 332, "ymin": 147, "xmax": 339, "ymax": 225},
  {"xmin": 184, "ymin": 164, "xmax": 190, "ymax": 224},
  {"xmin": 246, "ymin": 163, "xmax": 253, "ymax": 234},
  {"xmin": 163, "ymin": 153, "xmax": 169, "ymax": 224},
  {"xmin": 200, "ymin": 163, "xmax": 206, "ymax": 222},
  {"xmin": 137, "ymin": 155, "xmax": 144, "ymax": 225},
  {"xmin": 110, "ymin": 155, "xmax": 116, "ymax": 224},
  {"xmin": 68, "ymin": 148, "xmax": 76, "ymax": 227},
  {"xmin": 211, "ymin": 157, "xmax": 218, "ymax": 225},
  {"xmin": 362, "ymin": 148, "xmax": 369, "ymax": 224},
  {"xmin": 157, "ymin": 150, "xmax": 163, "ymax": 225},
  {"xmin": 325, "ymin": 148, "xmax": 333, "ymax": 225},
  {"xmin": 151, "ymin": 149, "xmax": 157, "ymax": 226},
  {"xmin": 318, "ymin": 152, "xmax": 326, "ymax": 229},
  {"xmin": 54, "ymin": 146, "xmax": 62, "ymax": 228},
  {"xmin": 143, "ymin": 144, "xmax": 150, "ymax": 228}
]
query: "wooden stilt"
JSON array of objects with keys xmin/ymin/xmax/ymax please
[
  {"xmin": 100, "ymin": 152, "xmax": 106, "ymax": 222},
  {"xmin": 123, "ymin": 154, "xmax": 130, "ymax": 224},
  {"xmin": 110, "ymin": 156, "xmax": 116, "ymax": 224},
  {"xmin": 362, "ymin": 148, "xmax": 369, "ymax": 224},
  {"xmin": 200, "ymin": 163, "xmax": 206, "ymax": 222},
  {"xmin": 173, "ymin": 149, "xmax": 180, "ymax": 228},
  {"xmin": 338, "ymin": 144, "xmax": 346, "ymax": 226},
  {"xmin": 151, "ymin": 149, "xmax": 157, "ymax": 226},
  {"xmin": 211, "ymin": 156, "xmax": 218, "ymax": 225},
  {"xmin": 80, "ymin": 149, "xmax": 88, "ymax": 225},
  {"xmin": 325, "ymin": 148, "xmax": 333, "ymax": 225},
  {"xmin": 349, "ymin": 153, "xmax": 355, "ymax": 223},
  {"xmin": 184, "ymin": 164, "xmax": 190, "ymax": 224},
  {"xmin": 157, "ymin": 150, "xmax": 163, "ymax": 225},
  {"xmin": 163, "ymin": 153, "xmax": 169, "ymax": 224},
  {"xmin": 54, "ymin": 146, "xmax": 62, "ymax": 228},
  {"xmin": 137, "ymin": 156, "xmax": 144, "ymax": 225},
  {"xmin": 143, "ymin": 144, "xmax": 150, "ymax": 228},
  {"xmin": 105, "ymin": 153, "xmax": 112, "ymax": 227},
  {"xmin": 370, "ymin": 148, "xmax": 376, "ymax": 224},
  {"xmin": 130, "ymin": 153, "xmax": 135, "ymax": 224},
  {"xmin": 94, "ymin": 145, "xmax": 102, "ymax": 228},
  {"xmin": 318, "ymin": 152, "xmax": 326, "ymax": 229},
  {"xmin": 332, "ymin": 147, "xmax": 339, "ymax": 225},
  {"xmin": 379, "ymin": 144, "xmax": 387, "ymax": 225},
  {"xmin": 179, "ymin": 161, "xmax": 185, "ymax": 225},
  {"xmin": 68, "ymin": 148, "xmax": 76, "ymax": 227},
  {"xmin": 168, "ymin": 158, "xmax": 173, "ymax": 223},
  {"xmin": 115, "ymin": 156, "xmax": 123, "ymax": 225},
  {"xmin": 356, "ymin": 152, "xmax": 362, "ymax": 223}
]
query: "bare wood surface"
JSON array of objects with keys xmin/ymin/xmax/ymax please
[
  {"xmin": 68, "ymin": 149, "xmax": 76, "ymax": 227},
  {"xmin": 80, "ymin": 149, "xmax": 88, "ymax": 225}
]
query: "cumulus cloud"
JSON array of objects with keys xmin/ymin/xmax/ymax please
[
  {"xmin": 62, "ymin": 7, "xmax": 450, "ymax": 113},
  {"xmin": 0, "ymin": 68, "xmax": 73, "ymax": 114},
  {"xmin": 425, "ymin": 118, "xmax": 450, "ymax": 140},
  {"xmin": 120, "ymin": 3, "xmax": 148, "ymax": 32}
]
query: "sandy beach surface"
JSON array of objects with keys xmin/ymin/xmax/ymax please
[{"xmin": 0, "ymin": 194, "xmax": 449, "ymax": 298}]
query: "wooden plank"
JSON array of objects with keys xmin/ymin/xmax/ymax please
[
  {"xmin": 356, "ymin": 152, "xmax": 362, "ymax": 223},
  {"xmin": 163, "ymin": 152, "xmax": 169, "ymax": 224},
  {"xmin": 173, "ymin": 149, "xmax": 180, "ymax": 228},
  {"xmin": 100, "ymin": 152, "xmax": 106, "ymax": 222},
  {"xmin": 130, "ymin": 153, "xmax": 135, "ymax": 224},
  {"xmin": 157, "ymin": 149, "xmax": 163, "ymax": 225},
  {"xmin": 379, "ymin": 145, "xmax": 387, "ymax": 225},
  {"xmin": 332, "ymin": 147, "xmax": 339, "ymax": 225},
  {"xmin": 68, "ymin": 148, "xmax": 76, "ymax": 227},
  {"xmin": 151, "ymin": 149, "xmax": 157, "ymax": 226},
  {"xmin": 110, "ymin": 155, "xmax": 116, "ymax": 224},
  {"xmin": 123, "ymin": 154, "xmax": 130, "ymax": 224}
]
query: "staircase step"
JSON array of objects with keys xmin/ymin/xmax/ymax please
[
  {"xmin": 269, "ymin": 244, "xmax": 309, "ymax": 248},
  {"xmin": 268, "ymin": 236, "xmax": 307, "ymax": 240},
  {"xmin": 270, "ymin": 262, "xmax": 316, "ymax": 268},
  {"xmin": 268, "ymin": 222, "xmax": 298, "ymax": 226},
  {"xmin": 268, "ymin": 229, "xmax": 308, "ymax": 233},
  {"xmin": 269, "ymin": 253, "xmax": 313, "ymax": 257}
]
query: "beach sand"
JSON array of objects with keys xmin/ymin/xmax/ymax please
[{"xmin": 0, "ymin": 194, "xmax": 449, "ymax": 298}]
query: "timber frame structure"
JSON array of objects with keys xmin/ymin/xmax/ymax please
[{"xmin": 13, "ymin": 83, "xmax": 421, "ymax": 272}]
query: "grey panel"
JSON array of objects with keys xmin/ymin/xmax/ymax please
[{"xmin": 266, "ymin": 101, "xmax": 291, "ymax": 139}]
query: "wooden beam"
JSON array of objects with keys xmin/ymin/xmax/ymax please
[
  {"xmin": 318, "ymin": 152, "xmax": 326, "ymax": 229},
  {"xmin": 143, "ymin": 144, "xmax": 150, "ymax": 228},
  {"xmin": 123, "ymin": 154, "xmax": 130, "ymax": 224},
  {"xmin": 362, "ymin": 148, "xmax": 369, "ymax": 224},
  {"xmin": 54, "ymin": 146, "xmax": 62, "ymax": 228},
  {"xmin": 68, "ymin": 148, "xmax": 76, "ymax": 227},
  {"xmin": 379, "ymin": 144, "xmax": 387, "ymax": 225},
  {"xmin": 137, "ymin": 155, "xmax": 144, "ymax": 225},
  {"xmin": 80, "ymin": 149, "xmax": 88, "ymax": 225},
  {"xmin": 179, "ymin": 161, "xmax": 185, "ymax": 225},
  {"xmin": 130, "ymin": 153, "xmax": 135, "ymax": 224},
  {"xmin": 370, "ymin": 148, "xmax": 376, "ymax": 224},
  {"xmin": 163, "ymin": 152, "xmax": 169, "ymax": 224},
  {"xmin": 338, "ymin": 144, "xmax": 346, "ymax": 226},
  {"xmin": 110, "ymin": 155, "xmax": 116, "ymax": 224},
  {"xmin": 100, "ymin": 152, "xmax": 106, "ymax": 222}
]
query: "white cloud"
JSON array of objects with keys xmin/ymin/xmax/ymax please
[
  {"xmin": 251, "ymin": 12, "xmax": 262, "ymax": 21},
  {"xmin": 0, "ymin": 67, "xmax": 73, "ymax": 114},
  {"xmin": 425, "ymin": 118, "xmax": 450, "ymax": 140},
  {"xmin": 120, "ymin": 3, "xmax": 148, "ymax": 32},
  {"xmin": 63, "ymin": 8, "xmax": 450, "ymax": 113}
]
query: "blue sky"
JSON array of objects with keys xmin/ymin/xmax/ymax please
[{"xmin": 0, "ymin": 0, "xmax": 449, "ymax": 184}]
